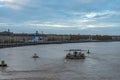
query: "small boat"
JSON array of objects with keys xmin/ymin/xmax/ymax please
[
  {"xmin": 65, "ymin": 49, "xmax": 86, "ymax": 59},
  {"xmin": 0, "ymin": 60, "xmax": 8, "ymax": 67},
  {"xmin": 32, "ymin": 53, "xmax": 39, "ymax": 58}
]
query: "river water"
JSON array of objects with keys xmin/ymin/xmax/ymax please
[{"xmin": 0, "ymin": 42, "xmax": 120, "ymax": 80}]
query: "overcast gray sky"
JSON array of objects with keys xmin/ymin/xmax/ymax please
[{"xmin": 0, "ymin": 0, "xmax": 120, "ymax": 35}]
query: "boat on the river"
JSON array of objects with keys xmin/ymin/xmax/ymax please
[
  {"xmin": 65, "ymin": 49, "xmax": 89, "ymax": 59},
  {"xmin": 32, "ymin": 53, "xmax": 39, "ymax": 58},
  {"xmin": 0, "ymin": 60, "xmax": 7, "ymax": 67}
]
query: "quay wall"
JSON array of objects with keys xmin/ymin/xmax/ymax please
[{"xmin": 0, "ymin": 40, "xmax": 119, "ymax": 49}]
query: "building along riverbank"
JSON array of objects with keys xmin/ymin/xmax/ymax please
[{"xmin": 0, "ymin": 30, "xmax": 120, "ymax": 48}]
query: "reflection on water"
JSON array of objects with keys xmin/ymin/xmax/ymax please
[{"xmin": 0, "ymin": 42, "xmax": 120, "ymax": 80}]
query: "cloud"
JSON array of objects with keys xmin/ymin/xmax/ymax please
[
  {"xmin": 0, "ymin": 0, "xmax": 120, "ymax": 34},
  {"xmin": 0, "ymin": 22, "xmax": 71, "ymax": 29},
  {"xmin": 0, "ymin": 0, "xmax": 14, "ymax": 3},
  {"xmin": 85, "ymin": 10, "xmax": 120, "ymax": 19},
  {"xmin": 29, "ymin": 23, "xmax": 70, "ymax": 28},
  {"xmin": 0, "ymin": 0, "xmax": 30, "ymax": 10},
  {"xmin": 76, "ymin": 19, "xmax": 96, "ymax": 23},
  {"xmin": 80, "ymin": 23, "xmax": 120, "ymax": 30}
]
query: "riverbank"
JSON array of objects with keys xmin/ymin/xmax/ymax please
[{"xmin": 0, "ymin": 40, "xmax": 119, "ymax": 49}]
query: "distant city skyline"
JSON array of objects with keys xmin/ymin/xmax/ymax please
[{"xmin": 0, "ymin": 0, "xmax": 120, "ymax": 35}]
